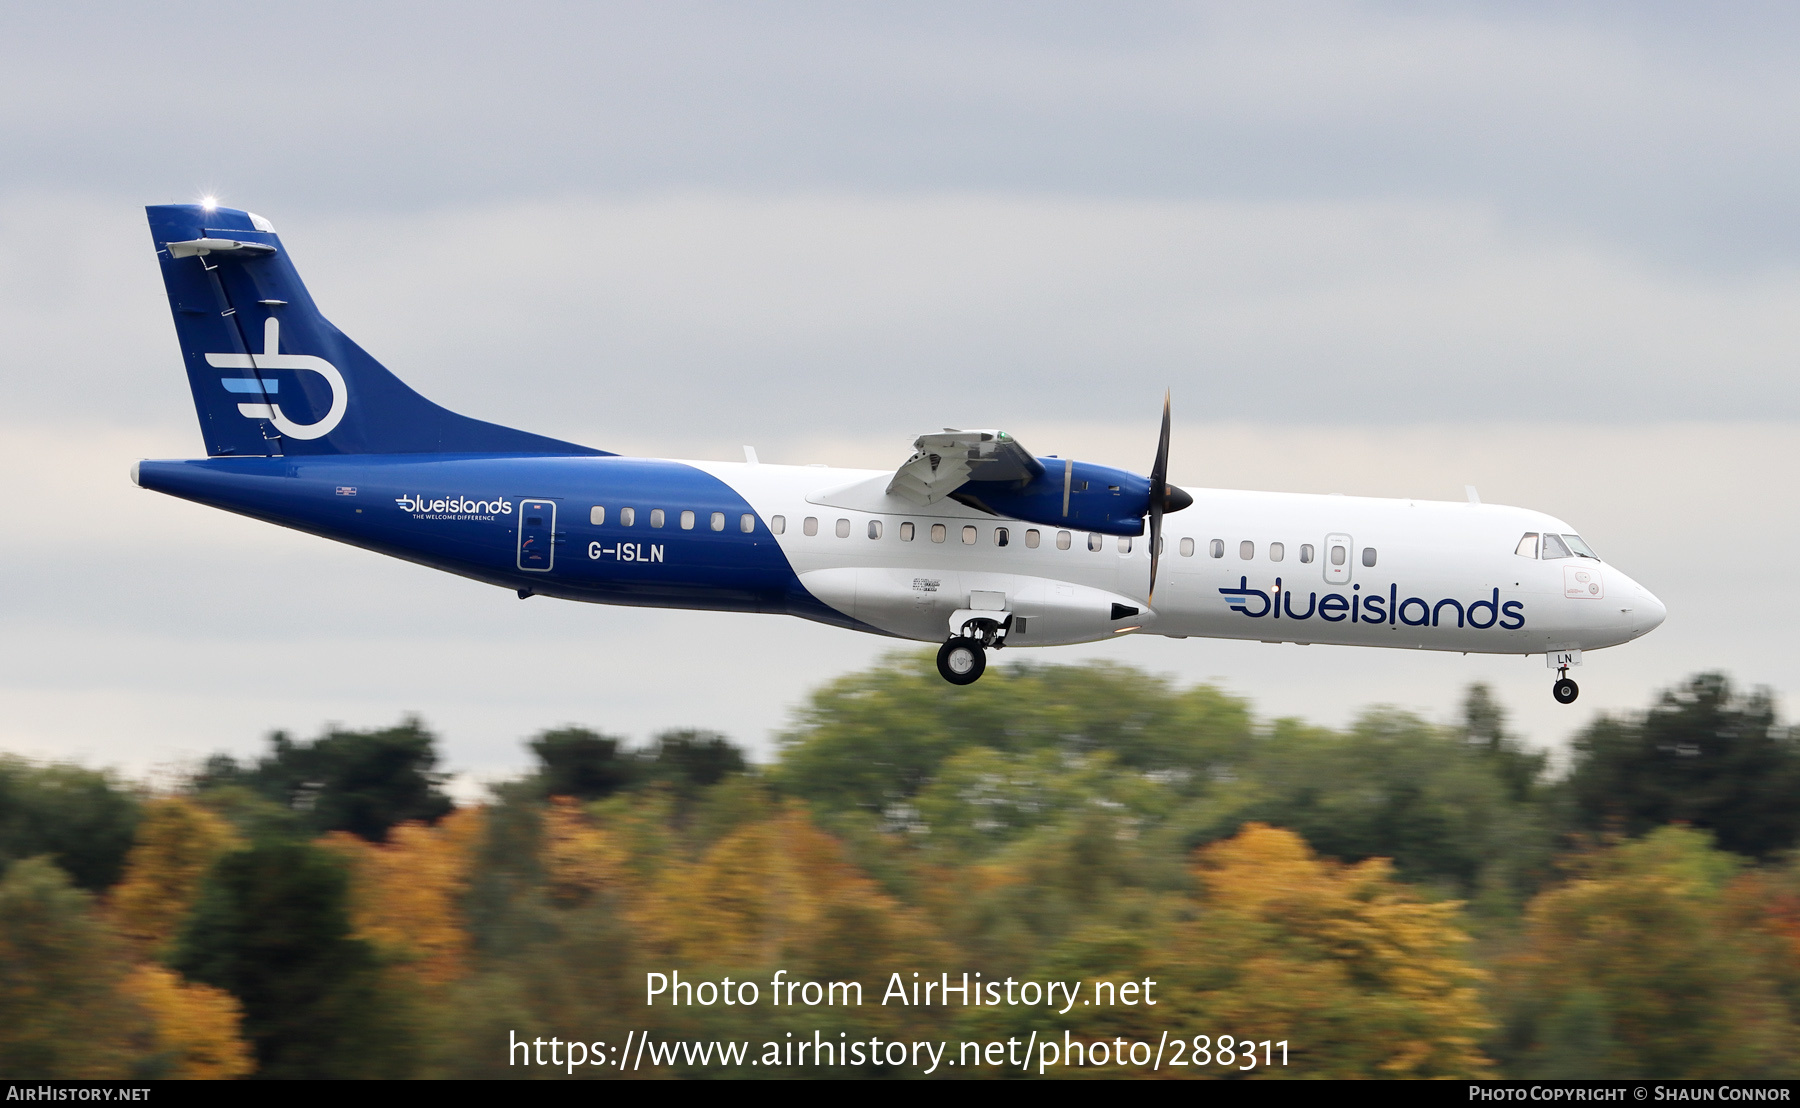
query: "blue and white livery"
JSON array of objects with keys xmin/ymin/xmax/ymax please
[{"xmin": 134, "ymin": 203, "xmax": 1665, "ymax": 701}]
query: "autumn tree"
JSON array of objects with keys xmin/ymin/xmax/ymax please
[
  {"xmin": 108, "ymin": 797, "xmax": 241, "ymax": 959},
  {"xmin": 1492, "ymin": 827, "xmax": 1796, "ymax": 1078},
  {"xmin": 0, "ymin": 858, "xmax": 152, "ymax": 1077},
  {"xmin": 174, "ymin": 840, "xmax": 415, "ymax": 1077},
  {"xmin": 321, "ymin": 809, "xmax": 484, "ymax": 986},
  {"xmin": 121, "ymin": 964, "xmax": 254, "ymax": 1079}
]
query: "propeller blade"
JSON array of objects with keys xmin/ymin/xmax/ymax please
[{"xmin": 1147, "ymin": 391, "xmax": 1173, "ymax": 604}]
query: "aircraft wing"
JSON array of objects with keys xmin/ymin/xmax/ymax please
[{"xmin": 885, "ymin": 429, "xmax": 1045, "ymax": 506}]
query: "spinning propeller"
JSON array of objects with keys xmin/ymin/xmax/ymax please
[{"xmin": 1146, "ymin": 392, "xmax": 1193, "ymax": 604}]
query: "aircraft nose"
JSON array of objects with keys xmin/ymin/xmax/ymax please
[{"xmin": 1634, "ymin": 585, "xmax": 1667, "ymax": 636}]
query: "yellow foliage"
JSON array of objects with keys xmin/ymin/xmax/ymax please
[
  {"xmin": 543, "ymin": 795, "xmax": 633, "ymax": 903},
  {"xmin": 322, "ymin": 808, "xmax": 483, "ymax": 985},
  {"xmin": 107, "ymin": 798, "xmax": 240, "ymax": 958},
  {"xmin": 546, "ymin": 797, "xmax": 951, "ymax": 985},
  {"xmin": 1172, "ymin": 823, "xmax": 1492, "ymax": 1078},
  {"xmin": 121, "ymin": 964, "xmax": 253, "ymax": 1080}
]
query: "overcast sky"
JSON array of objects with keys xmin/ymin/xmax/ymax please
[{"xmin": 2, "ymin": 3, "xmax": 1796, "ymax": 785}]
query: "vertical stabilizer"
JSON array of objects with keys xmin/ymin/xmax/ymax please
[{"xmin": 147, "ymin": 204, "xmax": 605, "ymax": 457}]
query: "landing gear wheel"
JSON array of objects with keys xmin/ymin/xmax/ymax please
[
  {"xmin": 937, "ymin": 637, "xmax": 986, "ymax": 686},
  {"xmin": 1553, "ymin": 678, "xmax": 1580, "ymax": 705}
]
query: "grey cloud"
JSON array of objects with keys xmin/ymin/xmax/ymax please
[{"xmin": 5, "ymin": 4, "xmax": 1800, "ymax": 264}]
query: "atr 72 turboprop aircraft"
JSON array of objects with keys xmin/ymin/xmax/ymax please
[{"xmin": 133, "ymin": 202, "xmax": 1665, "ymax": 702}]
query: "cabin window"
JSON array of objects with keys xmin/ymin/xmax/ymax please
[
  {"xmin": 1024, "ymin": 528, "xmax": 1040, "ymax": 548},
  {"xmin": 739, "ymin": 513, "xmax": 754, "ymax": 533},
  {"xmin": 710, "ymin": 512, "xmax": 726, "ymax": 531},
  {"xmin": 1269, "ymin": 541, "xmax": 1284, "ymax": 562},
  {"xmin": 1088, "ymin": 533, "xmax": 1103, "ymax": 552},
  {"xmin": 1180, "ymin": 536, "xmax": 1195, "ymax": 557},
  {"xmin": 1541, "ymin": 533, "xmax": 1573, "ymax": 559},
  {"xmin": 650, "ymin": 509, "xmax": 665, "ymax": 528},
  {"xmin": 836, "ymin": 518, "xmax": 850, "ymax": 538},
  {"xmin": 1210, "ymin": 539, "xmax": 1224, "ymax": 558},
  {"xmin": 962, "ymin": 525, "xmax": 977, "ymax": 545},
  {"xmin": 589, "ymin": 506, "xmax": 605, "ymax": 525},
  {"xmin": 931, "ymin": 524, "xmax": 947, "ymax": 543},
  {"xmin": 1514, "ymin": 533, "xmax": 1539, "ymax": 558},
  {"xmin": 900, "ymin": 522, "xmax": 915, "ymax": 541},
  {"xmin": 995, "ymin": 527, "xmax": 1009, "ymax": 547},
  {"xmin": 868, "ymin": 520, "xmax": 882, "ymax": 539},
  {"xmin": 1240, "ymin": 540, "xmax": 1254, "ymax": 560},
  {"xmin": 1118, "ymin": 536, "xmax": 1132, "ymax": 553},
  {"xmin": 1329, "ymin": 544, "xmax": 1346, "ymax": 566},
  {"xmin": 803, "ymin": 516, "xmax": 818, "ymax": 536},
  {"xmin": 680, "ymin": 510, "xmax": 695, "ymax": 530},
  {"xmin": 1056, "ymin": 530, "xmax": 1072, "ymax": 550},
  {"xmin": 1361, "ymin": 547, "xmax": 1377, "ymax": 567},
  {"xmin": 526, "ymin": 515, "xmax": 543, "ymax": 527},
  {"xmin": 770, "ymin": 514, "xmax": 785, "ymax": 535},
  {"xmin": 1564, "ymin": 534, "xmax": 1600, "ymax": 560},
  {"xmin": 620, "ymin": 507, "xmax": 636, "ymax": 527},
  {"xmin": 1299, "ymin": 543, "xmax": 1314, "ymax": 563}
]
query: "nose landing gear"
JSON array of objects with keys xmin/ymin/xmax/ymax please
[{"xmin": 1553, "ymin": 665, "xmax": 1579, "ymax": 705}]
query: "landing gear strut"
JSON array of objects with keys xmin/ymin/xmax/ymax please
[
  {"xmin": 936, "ymin": 614, "xmax": 1012, "ymax": 685},
  {"xmin": 1553, "ymin": 665, "xmax": 1579, "ymax": 705}
]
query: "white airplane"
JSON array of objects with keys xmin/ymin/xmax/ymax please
[{"xmin": 134, "ymin": 203, "xmax": 1666, "ymax": 703}]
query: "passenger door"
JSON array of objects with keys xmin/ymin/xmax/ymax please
[{"xmin": 518, "ymin": 499, "xmax": 557, "ymax": 572}]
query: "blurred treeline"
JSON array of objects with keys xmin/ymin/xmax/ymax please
[{"xmin": 4, "ymin": 657, "xmax": 1800, "ymax": 1079}]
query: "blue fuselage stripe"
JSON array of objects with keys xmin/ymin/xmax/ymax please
[{"xmin": 134, "ymin": 454, "xmax": 884, "ymax": 634}]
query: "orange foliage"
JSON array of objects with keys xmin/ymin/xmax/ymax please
[
  {"xmin": 1173, "ymin": 823, "xmax": 1491, "ymax": 1078},
  {"xmin": 107, "ymin": 798, "xmax": 240, "ymax": 959},
  {"xmin": 120, "ymin": 964, "xmax": 254, "ymax": 1080},
  {"xmin": 321, "ymin": 808, "xmax": 484, "ymax": 985}
]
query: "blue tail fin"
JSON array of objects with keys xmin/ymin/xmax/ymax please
[{"xmin": 146, "ymin": 204, "xmax": 605, "ymax": 458}]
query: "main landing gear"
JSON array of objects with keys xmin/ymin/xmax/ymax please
[
  {"xmin": 1553, "ymin": 665, "xmax": 1580, "ymax": 705},
  {"xmin": 937, "ymin": 638, "xmax": 986, "ymax": 685},
  {"xmin": 936, "ymin": 615, "xmax": 1012, "ymax": 686}
]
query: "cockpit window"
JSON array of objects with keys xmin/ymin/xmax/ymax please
[
  {"xmin": 1540, "ymin": 533, "xmax": 1573, "ymax": 559},
  {"xmin": 1514, "ymin": 533, "xmax": 1539, "ymax": 558},
  {"xmin": 1563, "ymin": 534, "xmax": 1600, "ymax": 560}
]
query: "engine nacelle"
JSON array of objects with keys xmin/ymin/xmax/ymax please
[{"xmin": 953, "ymin": 458, "xmax": 1152, "ymax": 537}]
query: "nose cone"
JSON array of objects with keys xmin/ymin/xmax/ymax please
[{"xmin": 1636, "ymin": 587, "xmax": 1667, "ymax": 636}]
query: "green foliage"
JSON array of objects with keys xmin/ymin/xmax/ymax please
[
  {"xmin": 173, "ymin": 841, "xmax": 416, "ymax": 1078},
  {"xmin": 0, "ymin": 858, "xmax": 155, "ymax": 1078},
  {"xmin": 774, "ymin": 651, "xmax": 1253, "ymax": 816},
  {"xmin": 0, "ymin": 757, "xmax": 140, "ymax": 890},
  {"xmin": 643, "ymin": 729, "xmax": 747, "ymax": 798},
  {"xmin": 1195, "ymin": 707, "xmax": 1555, "ymax": 906},
  {"xmin": 1567, "ymin": 673, "xmax": 1800, "ymax": 859},
  {"xmin": 530, "ymin": 727, "xmax": 637, "ymax": 800},
  {"xmin": 197, "ymin": 717, "xmax": 454, "ymax": 842}
]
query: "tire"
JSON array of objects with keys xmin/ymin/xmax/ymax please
[
  {"xmin": 936, "ymin": 638, "xmax": 986, "ymax": 685},
  {"xmin": 1553, "ymin": 678, "xmax": 1579, "ymax": 705}
]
